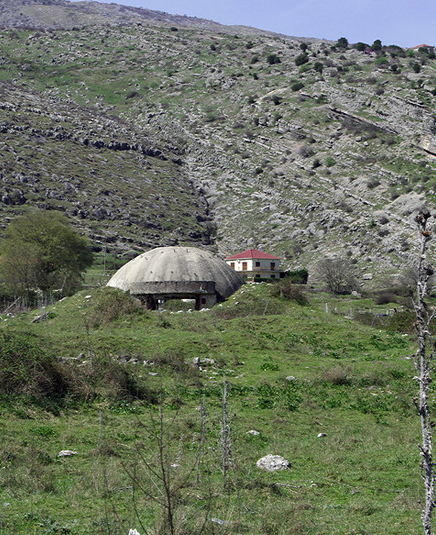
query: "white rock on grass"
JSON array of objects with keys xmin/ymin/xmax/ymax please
[
  {"xmin": 58, "ymin": 450, "xmax": 78, "ymax": 457},
  {"xmin": 256, "ymin": 454, "xmax": 291, "ymax": 471}
]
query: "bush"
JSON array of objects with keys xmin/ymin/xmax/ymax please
[
  {"xmin": 336, "ymin": 37, "xmax": 349, "ymax": 49},
  {"xmin": 0, "ymin": 331, "xmax": 149, "ymax": 407},
  {"xmin": 375, "ymin": 56, "xmax": 389, "ymax": 66},
  {"xmin": 374, "ymin": 291, "xmax": 397, "ymax": 305},
  {"xmin": 285, "ymin": 268, "xmax": 309, "ymax": 284},
  {"xmin": 0, "ymin": 332, "xmax": 69, "ymax": 400},
  {"xmin": 291, "ymin": 82, "xmax": 304, "ymax": 92},
  {"xmin": 314, "ymin": 61, "xmax": 324, "ymax": 73},
  {"xmin": 295, "ymin": 53, "xmax": 309, "ymax": 66},
  {"xmin": 87, "ymin": 287, "xmax": 142, "ymax": 328},
  {"xmin": 355, "ymin": 42, "xmax": 369, "ymax": 52},
  {"xmin": 267, "ymin": 53, "xmax": 281, "ymax": 65},
  {"xmin": 270, "ymin": 279, "xmax": 309, "ymax": 305},
  {"xmin": 412, "ymin": 61, "xmax": 421, "ymax": 73}
]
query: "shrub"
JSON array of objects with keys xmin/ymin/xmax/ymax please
[
  {"xmin": 321, "ymin": 366, "xmax": 351, "ymax": 385},
  {"xmin": 267, "ymin": 53, "xmax": 281, "ymax": 65},
  {"xmin": 295, "ymin": 53, "xmax": 309, "ymax": 66},
  {"xmin": 336, "ymin": 37, "xmax": 349, "ymax": 49},
  {"xmin": 374, "ymin": 291, "xmax": 397, "ymax": 305},
  {"xmin": 355, "ymin": 42, "xmax": 369, "ymax": 52},
  {"xmin": 270, "ymin": 278, "xmax": 309, "ymax": 305},
  {"xmin": 375, "ymin": 56, "xmax": 389, "ymax": 66},
  {"xmin": 126, "ymin": 90, "xmax": 139, "ymax": 99},
  {"xmin": 0, "ymin": 331, "xmax": 150, "ymax": 407},
  {"xmin": 286, "ymin": 268, "xmax": 309, "ymax": 284},
  {"xmin": 0, "ymin": 332, "xmax": 69, "ymax": 400},
  {"xmin": 291, "ymin": 82, "xmax": 304, "ymax": 92},
  {"xmin": 87, "ymin": 287, "xmax": 141, "ymax": 328},
  {"xmin": 314, "ymin": 61, "xmax": 324, "ymax": 73}
]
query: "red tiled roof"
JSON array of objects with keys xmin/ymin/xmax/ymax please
[
  {"xmin": 225, "ymin": 248, "xmax": 281, "ymax": 260},
  {"xmin": 410, "ymin": 44, "xmax": 434, "ymax": 49}
]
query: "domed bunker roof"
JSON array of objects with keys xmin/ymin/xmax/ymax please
[{"xmin": 107, "ymin": 247, "xmax": 244, "ymax": 308}]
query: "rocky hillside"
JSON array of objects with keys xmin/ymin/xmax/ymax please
[{"xmin": 1, "ymin": 0, "xmax": 436, "ymax": 286}]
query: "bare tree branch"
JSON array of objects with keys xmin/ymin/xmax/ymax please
[{"xmin": 413, "ymin": 209, "xmax": 435, "ymax": 535}]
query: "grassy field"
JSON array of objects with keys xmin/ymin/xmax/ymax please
[{"xmin": 0, "ymin": 282, "xmax": 426, "ymax": 534}]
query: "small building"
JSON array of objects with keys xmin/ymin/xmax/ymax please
[
  {"xmin": 107, "ymin": 246, "xmax": 244, "ymax": 310},
  {"xmin": 410, "ymin": 44, "xmax": 435, "ymax": 54},
  {"xmin": 225, "ymin": 249, "xmax": 284, "ymax": 281}
]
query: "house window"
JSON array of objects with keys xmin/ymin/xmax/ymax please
[
  {"xmin": 242, "ymin": 262, "xmax": 248, "ymax": 271},
  {"xmin": 255, "ymin": 273, "xmax": 261, "ymax": 278},
  {"xmin": 270, "ymin": 262, "xmax": 276, "ymax": 270},
  {"xmin": 201, "ymin": 298, "xmax": 206, "ymax": 304},
  {"xmin": 230, "ymin": 262, "xmax": 235, "ymax": 269},
  {"xmin": 255, "ymin": 261, "xmax": 261, "ymax": 267},
  {"xmin": 271, "ymin": 274, "xmax": 276, "ymax": 278}
]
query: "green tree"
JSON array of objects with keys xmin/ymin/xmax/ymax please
[
  {"xmin": 355, "ymin": 42, "xmax": 369, "ymax": 52},
  {"xmin": 336, "ymin": 37, "xmax": 349, "ymax": 49},
  {"xmin": 372, "ymin": 39, "xmax": 382, "ymax": 51},
  {"xmin": 0, "ymin": 211, "xmax": 93, "ymax": 296},
  {"xmin": 412, "ymin": 61, "xmax": 421, "ymax": 73}
]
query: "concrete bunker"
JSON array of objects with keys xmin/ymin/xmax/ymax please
[{"xmin": 107, "ymin": 246, "xmax": 244, "ymax": 310}]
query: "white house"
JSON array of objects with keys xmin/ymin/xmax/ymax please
[{"xmin": 225, "ymin": 249, "xmax": 283, "ymax": 280}]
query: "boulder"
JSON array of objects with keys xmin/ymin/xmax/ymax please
[{"xmin": 256, "ymin": 454, "xmax": 291, "ymax": 471}]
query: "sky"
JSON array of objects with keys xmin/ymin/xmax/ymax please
[{"xmin": 93, "ymin": 0, "xmax": 435, "ymax": 48}]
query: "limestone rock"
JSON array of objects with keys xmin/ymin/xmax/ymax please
[{"xmin": 256, "ymin": 454, "xmax": 291, "ymax": 471}]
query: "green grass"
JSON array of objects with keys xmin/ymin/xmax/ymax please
[{"xmin": 0, "ymin": 284, "xmax": 426, "ymax": 534}]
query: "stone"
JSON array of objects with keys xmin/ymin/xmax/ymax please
[
  {"xmin": 58, "ymin": 450, "xmax": 78, "ymax": 457},
  {"xmin": 256, "ymin": 454, "xmax": 291, "ymax": 471}
]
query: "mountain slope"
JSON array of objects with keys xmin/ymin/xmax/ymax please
[{"xmin": 1, "ymin": 3, "xmax": 436, "ymax": 285}]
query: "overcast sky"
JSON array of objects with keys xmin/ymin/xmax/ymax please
[{"xmin": 93, "ymin": 0, "xmax": 435, "ymax": 48}]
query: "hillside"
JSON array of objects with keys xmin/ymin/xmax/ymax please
[
  {"xmin": 0, "ymin": 283, "xmax": 423, "ymax": 534},
  {"xmin": 1, "ymin": 0, "xmax": 436, "ymax": 285}
]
